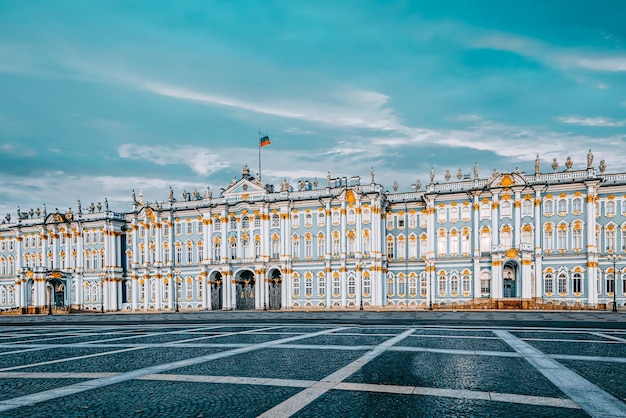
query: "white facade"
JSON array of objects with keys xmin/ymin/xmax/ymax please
[{"xmin": 1, "ymin": 155, "xmax": 625, "ymax": 313}]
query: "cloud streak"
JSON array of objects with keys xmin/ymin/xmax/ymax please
[
  {"xmin": 554, "ymin": 116, "xmax": 626, "ymax": 127},
  {"xmin": 118, "ymin": 143, "xmax": 230, "ymax": 176}
]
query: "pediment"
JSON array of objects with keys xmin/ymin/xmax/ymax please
[
  {"xmin": 222, "ymin": 178, "xmax": 267, "ymax": 198},
  {"xmin": 487, "ymin": 172, "xmax": 527, "ymax": 189}
]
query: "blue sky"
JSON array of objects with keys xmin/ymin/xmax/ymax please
[{"xmin": 0, "ymin": 0, "xmax": 625, "ymax": 215}]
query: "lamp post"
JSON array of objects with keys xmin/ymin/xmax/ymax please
[
  {"xmin": 173, "ymin": 269, "xmax": 181, "ymax": 312},
  {"xmin": 607, "ymin": 255, "xmax": 622, "ymax": 312},
  {"xmin": 99, "ymin": 277, "xmax": 105, "ymax": 314},
  {"xmin": 47, "ymin": 282, "xmax": 52, "ymax": 315}
]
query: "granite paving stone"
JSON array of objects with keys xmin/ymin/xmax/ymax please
[
  {"xmin": 0, "ymin": 380, "xmax": 303, "ymax": 418},
  {"xmin": 17, "ymin": 347, "xmax": 228, "ymax": 373},
  {"xmin": 344, "ymin": 351, "xmax": 567, "ymax": 398},
  {"xmin": 293, "ymin": 389, "xmax": 590, "ymax": 418},
  {"xmin": 525, "ymin": 340, "xmax": 626, "ymax": 357},
  {"xmin": 396, "ymin": 335, "xmax": 514, "ymax": 352},
  {"xmin": 168, "ymin": 348, "xmax": 367, "ymax": 381},
  {"xmin": 0, "ymin": 347, "xmax": 116, "ymax": 369}
]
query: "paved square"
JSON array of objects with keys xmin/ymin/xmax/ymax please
[{"xmin": 0, "ymin": 312, "xmax": 624, "ymax": 417}]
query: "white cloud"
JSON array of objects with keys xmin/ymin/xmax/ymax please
[
  {"xmin": 554, "ymin": 116, "xmax": 626, "ymax": 127},
  {"xmin": 471, "ymin": 32, "xmax": 626, "ymax": 73},
  {"xmin": 142, "ymin": 82, "xmax": 409, "ymax": 132},
  {"xmin": 118, "ymin": 143, "xmax": 230, "ymax": 175}
]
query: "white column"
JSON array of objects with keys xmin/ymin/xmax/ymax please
[{"xmin": 514, "ymin": 191, "xmax": 521, "ymax": 248}]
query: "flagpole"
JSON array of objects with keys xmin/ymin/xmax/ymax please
[{"xmin": 258, "ymin": 131, "xmax": 262, "ymax": 181}]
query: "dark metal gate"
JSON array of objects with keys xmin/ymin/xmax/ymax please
[
  {"xmin": 236, "ymin": 275, "xmax": 255, "ymax": 310},
  {"xmin": 211, "ymin": 281, "xmax": 222, "ymax": 310},
  {"xmin": 268, "ymin": 270, "xmax": 282, "ymax": 310}
]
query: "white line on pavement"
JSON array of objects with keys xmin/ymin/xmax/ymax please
[
  {"xmin": 493, "ymin": 330, "xmax": 626, "ymax": 418},
  {"xmin": 0, "ymin": 326, "xmax": 351, "ymax": 413},
  {"xmin": 257, "ymin": 329, "xmax": 415, "ymax": 418}
]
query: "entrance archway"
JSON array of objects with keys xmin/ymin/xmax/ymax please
[
  {"xmin": 268, "ymin": 269, "xmax": 282, "ymax": 310},
  {"xmin": 235, "ymin": 270, "xmax": 255, "ymax": 310},
  {"xmin": 503, "ymin": 262, "xmax": 518, "ymax": 298},
  {"xmin": 47, "ymin": 278, "xmax": 66, "ymax": 307},
  {"xmin": 210, "ymin": 271, "xmax": 223, "ymax": 310}
]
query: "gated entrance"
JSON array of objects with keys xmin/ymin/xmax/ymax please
[
  {"xmin": 210, "ymin": 272, "xmax": 223, "ymax": 310},
  {"xmin": 235, "ymin": 270, "xmax": 255, "ymax": 310},
  {"xmin": 268, "ymin": 269, "xmax": 282, "ymax": 310}
]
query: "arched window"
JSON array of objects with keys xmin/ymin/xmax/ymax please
[
  {"xmin": 184, "ymin": 278, "xmax": 192, "ymax": 299},
  {"xmin": 461, "ymin": 205, "xmax": 471, "ymax": 221},
  {"xmin": 254, "ymin": 216, "xmax": 261, "ymax": 228},
  {"xmin": 362, "ymin": 208, "xmax": 371, "ymax": 223},
  {"xmin": 348, "ymin": 274, "xmax": 356, "ymax": 295},
  {"xmin": 606, "ymin": 201, "xmax": 616, "ymax": 216},
  {"xmin": 500, "ymin": 201, "xmax": 512, "ymax": 218},
  {"xmin": 558, "ymin": 273, "xmax": 568, "ymax": 294},
  {"xmin": 271, "ymin": 235, "xmax": 280, "ymax": 258},
  {"xmin": 543, "ymin": 225, "xmax": 554, "ymax": 251},
  {"xmin": 213, "ymin": 218, "xmax": 221, "ymax": 232},
  {"xmin": 241, "ymin": 216, "xmax": 250, "ymax": 229},
  {"xmin": 347, "ymin": 234, "xmax": 356, "ymax": 258},
  {"xmin": 606, "ymin": 227, "xmax": 616, "ymax": 252},
  {"xmin": 420, "ymin": 273, "xmax": 427, "ymax": 296},
  {"xmin": 241, "ymin": 237, "xmax": 249, "ymax": 259},
  {"xmin": 363, "ymin": 273, "xmax": 371, "ymax": 296},
  {"xmin": 437, "ymin": 207, "xmax": 446, "ymax": 223},
  {"xmin": 347, "ymin": 208, "xmax": 356, "ymax": 224},
  {"xmin": 332, "ymin": 233, "xmax": 341, "ymax": 257},
  {"xmin": 293, "ymin": 275, "xmax": 300, "ymax": 297},
  {"xmin": 271, "ymin": 214, "xmax": 280, "ymax": 228},
  {"xmin": 449, "ymin": 206, "xmax": 459, "ymax": 222},
  {"xmin": 438, "ymin": 273, "xmax": 447, "ymax": 295},
  {"xmin": 409, "ymin": 275, "xmax": 417, "ymax": 296},
  {"xmin": 558, "ymin": 199, "xmax": 567, "ymax": 214},
  {"xmin": 450, "ymin": 274, "xmax": 459, "ymax": 295},
  {"xmin": 572, "ymin": 198, "xmax": 582, "ymax": 213},
  {"xmin": 317, "ymin": 233, "xmax": 325, "ymax": 258},
  {"xmin": 500, "ymin": 230, "xmax": 512, "ymax": 249},
  {"xmin": 449, "ymin": 231, "xmax": 458, "ymax": 255},
  {"xmin": 480, "ymin": 271, "xmax": 491, "ymax": 295},
  {"xmin": 254, "ymin": 237, "xmax": 261, "ymax": 259},
  {"xmin": 544, "ymin": 273, "xmax": 554, "ymax": 294},
  {"xmin": 521, "ymin": 227, "xmax": 533, "ymax": 246},
  {"xmin": 291, "ymin": 213, "xmax": 299, "ymax": 228},
  {"xmin": 213, "ymin": 239, "xmax": 221, "ymax": 260},
  {"xmin": 291, "ymin": 234, "xmax": 300, "ymax": 258},
  {"xmin": 397, "ymin": 276, "xmax": 405, "ymax": 296},
  {"xmin": 386, "ymin": 236, "xmax": 395, "ymax": 259},
  {"xmin": 230, "ymin": 240, "xmax": 237, "ymax": 260},
  {"xmin": 363, "ymin": 230, "xmax": 371, "ymax": 255},
  {"xmin": 606, "ymin": 272, "xmax": 615, "ymax": 294},
  {"xmin": 305, "ymin": 276, "xmax": 312, "ymax": 296},
  {"xmin": 318, "ymin": 273, "xmax": 326, "ymax": 296},
  {"xmin": 332, "ymin": 210, "xmax": 340, "ymax": 225},
  {"xmin": 522, "ymin": 199, "xmax": 533, "ymax": 217},
  {"xmin": 186, "ymin": 221, "xmax": 193, "ymax": 235},
  {"xmin": 572, "ymin": 227, "xmax": 582, "ymax": 251},
  {"xmin": 544, "ymin": 200, "xmax": 554, "ymax": 216},
  {"xmin": 318, "ymin": 211, "xmax": 326, "ymax": 227},
  {"xmin": 230, "ymin": 217, "xmax": 237, "ymax": 229},
  {"xmin": 304, "ymin": 212, "xmax": 312, "ymax": 227},
  {"xmin": 480, "ymin": 229, "xmax": 491, "ymax": 253},
  {"xmin": 437, "ymin": 230, "xmax": 447, "ymax": 256},
  {"xmin": 462, "ymin": 274, "xmax": 471, "ymax": 293},
  {"xmin": 573, "ymin": 272, "xmax": 582, "ymax": 293},
  {"xmin": 332, "ymin": 274, "xmax": 340, "ymax": 296},
  {"xmin": 480, "ymin": 203, "xmax": 490, "ymax": 220}
]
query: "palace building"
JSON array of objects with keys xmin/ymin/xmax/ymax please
[{"xmin": 1, "ymin": 152, "xmax": 625, "ymax": 313}]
